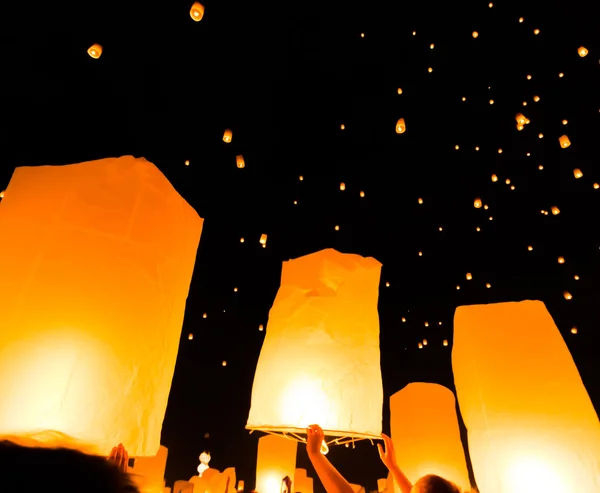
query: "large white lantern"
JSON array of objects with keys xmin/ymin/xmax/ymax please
[
  {"xmin": 389, "ymin": 383, "xmax": 470, "ymax": 492},
  {"xmin": 246, "ymin": 248, "xmax": 383, "ymax": 446},
  {"xmin": 453, "ymin": 300, "xmax": 600, "ymax": 493},
  {"xmin": 0, "ymin": 156, "xmax": 203, "ymax": 456},
  {"xmin": 256, "ymin": 435, "xmax": 297, "ymax": 493}
]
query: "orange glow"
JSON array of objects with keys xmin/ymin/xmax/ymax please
[
  {"xmin": 390, "ymin": 383, "xmax": 470, "ymax": 491},
  {"xmin": 0, "ymin": 156, "xmax": 203, "ymax": 456},
  {"xmin": 578, "ymin": 46, "xmax": 588, "ymax": 57},
  {"xmin": 246, "ymin": 249, "xmax": 383, "ymax": 440},
  {"xmin": 474, "ymin": 198, "xmax": 482, "ymax": 208},
  {"xmin": 236, "ymin": 155, "xmax": 245, "ymax": 168},
  {"xmin": 190, "ymin": 2, "xmax": 205, "ymax": 21},
  {"xmin": 452, "ymin": 300, "xmax": 600, "ymax": 493},
  {"xmin": 395, "ymin": 118, "xmax": 406, "ymax": 134},
  {"xmin": 223, "ymin": 129, "xmax": 232, "ymax": 143},
  {"xmin": 87, "ymin": 44, "xmax": 103, "ymax": 59},
  {"xmin": 559, "ymin": 135, "xmax": 571, "ymax": 148},
  {"xmin": 294, "ymin": 469, "xmax": 314, "ymax": 493},
  {"xmin": 132, "ymin": 445, "xmax": 169, "ymax": 493},
  {"xmin": 256, "ymin": 435, "xmax": 297, "ymax": 493}
]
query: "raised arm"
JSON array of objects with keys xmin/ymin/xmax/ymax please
[
  {"xmin": 377, "ymin": 434, "xmax": 413, "ymax": 493},
  {"xmin": 306, "ymin": 425, "xmax": 355, "ymax": 493}
]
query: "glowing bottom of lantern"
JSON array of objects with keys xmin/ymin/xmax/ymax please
[{"xmin": 505, "ymin": 455, "xmax": 568, "ymax": 493}]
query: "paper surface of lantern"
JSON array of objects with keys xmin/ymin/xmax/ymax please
[
  {"xmin": 87, "ymin": 43, "xmax": 103, "ymax": 59},
  {"xmin": 236, "ymin": 155, "xmax": 245, "ymax": 168},
  {"xmin": 294, "ymin": 468, "xmax": 313, "ymax": 493},
  {"xmin": 246, "ymin": 248, "xmax": 383, "ymax": 442},
  {"xmin": 0, "ymin": 155, "xmax": 203, "ymax": 456},
  {"xmin": 452, "ymin": 300, "xmax": 600, "ymax": 493},
  {"xmin": 133, "ymin": 445, "xmax": 169, "ymax": 493},
  {"xmin": 559, "ymin": 135, "xmax": 571, "ymax": 148},
  {"xmin": 395, "ymin": 118, "xmax": 406, "ymax": 134},
  {"xmin": 190, "ymin": 2, "xmax": 205, "ymax": 21},
  {"xmin": 223, "ymin": 129, "xmax": 233, "ymax": 143},
  {"xmin": 389, "ymin": 383, "xmax": 470, "ymax": 493},
  {"xmin": 256, "ymin": 435, "xmax": 297, "ymax": 493}
]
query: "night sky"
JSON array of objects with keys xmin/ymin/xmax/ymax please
[{"xmin": 1, "ymin": 0, "xmax": 600, "ymax": 491}]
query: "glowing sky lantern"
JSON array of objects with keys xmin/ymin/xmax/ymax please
[
  {"xmin": 578, "ymin": 46, "xmax": 588, "ymax": 57},
  {"xmin": 190, "ymin": 2, "xmax": 205, "ymax": 21},
  {"xmin": 236, "ymin": 155, "xmax": 245, "ymax": 168},
  {"xmin": 133, "ymin": 445, "xmax": 169, "ymax": 493},
  {"xmin": 395, "ymin": 118, "xmax": 406, "ymax": 134},
  {"xmin": 294, "ymin": 469, "xmax": 314, "ymax": 493},
  {"xmin": 223, "ymin": 129, "xmax": 233, "ymax": 143},
  {"xmin": 452, "ymin": 300, "xmax": 600, "ymax": 493},
  {"xmin": 474, "ymin": 198, "xmax": 482, "ymax": 208},
  {"xmin": 246, "ymin": 249, "xmax": 383, "ymax": 449},
  {"xmin": 0, "ymin": 156, "xmax": 203, "ymax": 456},
  {"xmin": 87, "ymin": 43, "xmax": 103, "ymax": 59},
  {"xmin": 256, "ymin": 435, "xmax": 297, "ymax": 493},
  {"xmin": 389, "ymin": 383, "xmax": 470, "ymax": 492},
  {"xmin": 559, "ymin": 135, "xmax": 571, "ymax": 148}
]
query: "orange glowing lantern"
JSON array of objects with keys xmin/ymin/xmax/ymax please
[
  {"xmin": 0, "ymin": 156, "xmax": 203, "ymax": 456},
  {"xmin": 578, "ymin": 46, "xmax": 588, "ymax": 57},
  {"xmin": 236, "ymin": 155, "xmax": 245, "ymax": 168},
  {"xmin": 256, "ymin": 435, "xmax": 297, "ymax": 493},
  {"xmin": 390, "ymin": 383, "xmax": 470, "ymax": 492},
  {"xmin": 294, "ymin": 469, "xmax": 314, "ymax": 493},
  {"xmin": 246, "ymin": 249, "xmax": 383, "ymax": 448},
  {"xmin": 573, "ymin": 168, "xmax": 583, "ymax": 179},
  {"xmin": 87, "ymin": 44, "xmax": 103, "ymax": 59},
  {"xmin": 474, "ymin": 198, "xmax": 482, "ymax": 208},
  {"xmin": 559, "ymin": 135, "xmax": 571, "ymax": 148},
  {"xmin": 190, "ymin": 2, "xmax": 205, "ymax": 21},
  {"xmin": 395, "ymin": 118, "xmax": 406, "ymax": 134},
  {"xmin": 223, "ymin": 129, "xmax": 233, "ymax": 143},
  {"xmin": 453, "ymin": 300, "xmax": 600, "ymax": 493},
  {"xmin": 133, "ymin": 445, "xmax": 169, "ymax": 493}
]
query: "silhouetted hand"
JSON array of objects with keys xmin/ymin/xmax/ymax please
[
  {"xmin": 108, "ymin": 443, "xmax": 129, "ymax": 473},
  {"xmin": 377, "ymin": 433, "xmax": 397, "ymax": 470},
  {"xmin": 306, "ymin": 424, "xmax": 325, "ymax": 457}
]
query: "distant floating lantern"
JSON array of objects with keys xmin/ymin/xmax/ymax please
[
  {"xmin": 551, "ymin": 206, "xmax": 560, "ymax": 215},
  {"xmin": 418, "ymin": 197, "xmax": 424, "ymax": 204},
  {"xmin": 390, "ymin": 383, "xmax": 470, "ymax": 491},
  {"xmin": 571, "ymin": 327, "xmax": 578, "ymax": 334},
  {"xmin": 453, "ymin": 300, "xmax": 600, "ymax": 493},
  {"xmin": 428, "ymin": 67, "xmax": 433, "ymax": 73},
  {"xmin": 397, "ymin": 88, "xmax": 403, "ymax": 94},
  {"xmin": 190, "ymin": 2, "xmax": 205, "ymax": 21},
  {"xmin": 491, "ymin": 174, "xmax": 498, "ymax": 182},
  {"xmin": 558, "ymin": 256, "xmax": 565, "ymax": 264},
  {"xmin": 340, "ymin": 182, "xmax": 346, "ymax": 191},
  {"xmin": 222, "ymin": 361, "xmax": 227, "ymax": 367},
  {"xmin": 340, "ymin": 124, "xmax": 345, "ymax": 130},
  {"xmin": 472, "ymin": 31, "xmax": 479, "ymax": 38},
  {"xmin": 515, "ymin": 113, "xmax": 527, "ymax": 125},
  {"xmin": 87, "ymin": 44, "xmax": 103, "ymax": 59},
  {"xmin": 534, "ymin": 95, "xmax": 540, "ymax": 102},
  {"xmin": 188, "ymin": 333, "xmax": 194, "ymax": 340},
  {"xmin": 223, "ymin": 129, "xmax": 232, "ymax": 143},
  {"xmin": 573, "ymin": 169, "xmax": 583, "ymax": 179},
  {"xmin": 396, "ymin": 118, "xmax": 406, "ymax": 134},
  {"xmin": 474, "ymin": 198, "xmax": 482, "ymax": 209},
  {"xmin": 578, "ymin": 46, "xmax": 588, "ymax": 57},
  {"xmin": 360, "ymin": 191, "xmax": 365, "ymax": 198},
  {"xmin": 418, "ymin": 343, "xmax": 423, "ymax": 349},
  {"xmin": 246, "ymin": 249, "xmax": 383, "ymax": 446},
  {"xmin": 534, "ymin": 29, "xmax": 540, "ymax": 35},
  {"xmin": 422, "ymin": 339, "xmax": 428, "ymax": 346},
  {"xmin": 260, "ymin": 234, "xmax": 267, "ymax": 246},
  {"xmin": 528, "ymin": 245, "xmax": 533, "ymax": 251},
  {"xmin": 443, "ymin": 339, "xmax": 449, "ymax": 346},
  {"xmin": 594, "ymin": 183, "xmax": 599, "ymax": 190},
  {"xmin": 0, "ymin": 190, "xmax": 4, "ymax": 199},
  {"xmin": 236, "ymin": 155, "xmax": 245, "ymax": 168},
  {"xmin": 559, "ymin": 135, "xmax": 571, "ymax": 148},
  {"xmin": 466, "ymin": 273, "xmax": 472, "ymax": 280},
  {"xmin": 0, "ymin": 156, "xmax": 203, "ymax": 456},
  {"xmin": 563, "ymin": 291, "xmax": 572, "ymax": 300}
]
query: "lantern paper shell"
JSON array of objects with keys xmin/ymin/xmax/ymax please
[
  {"xmin": 559, "ymin": 135, "xmax": 571, "ymax": 148},
  {"xmin": 246, "ymin": 248, "xmax": 383, "ymax": 440},
  {"xmin": 256, "ymin": 435, "xmax": 297, "ymax": 493},
  {"xmin": 223, "ymin": 129, "xmax": 233, "ymax": 143},
  {"xmin": 87, "ymin": 43, "xmax": 103, "ymax": 59},
  {"xmin": 389, "ymin": 383, "xmax": 470, "ymax": 492},
  {"xmin": 452, "ymin": 300, "xmax": 600, "ymax": 493},
  {"xmin": 190, "ymin": 2, "xmax": 205, "ymax": 21},
  {"xmin": 133, "ymin": 445, "xmax": 169, "ymax": 493},
  {"xmin": 294, "ymin": 469, "xmax": 314, "ymax": 493},
  {"xmin": 0, "ymin": 155, "xmax": 203, "ymax": 456}
]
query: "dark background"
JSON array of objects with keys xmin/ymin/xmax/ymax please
[{"xmin": 1, "ymin": 0, "xmax": 599, "ymax": 491}]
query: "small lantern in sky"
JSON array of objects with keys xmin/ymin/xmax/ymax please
[
  {"xmin": 0, "ymin": 156, "xmax": 203, "ymax": 456},
  {"xmin": 246, "ymin": 249, "xmax": 383, "ymax": 448},
  {"xmin": 559, "ymin": 135, "xmax": 571, "ymax": 148},
  {"xmin": 256, "ymin": 435, "xmax": 297, "ymax": 493},
  {"xmin": 390, "ymin": 383, "xmax": 470, "ymax": 491},
  {"xmin": 190, "ymin": 2, "xmax": 205, "ymax": 21},
  {"xmin": 260, "ymin": 234, "xmax": 267, "ymax": 246},
  {"xmin": 474, "ymin": 198, "xmax": 482, "ymax": 208},
  {"xmin": 551, "ymin": 206, "xmax": 560, "ymax": 215},
  {"xmin": 578, "ymin": 46, "xmax": 588, "ymax": 57},
  {"xmin": 236, "ymin": 155, "xmax": 245, "ymax": 168},
  {"xmin": 87, "ymin": 44, "xmax": 103, "ymax": 59},
  {"xmin": 452, "ymin": 300, "xmax": 600, "ymax": 493},
  {"xmin": 573, "ymin": 168, "xmax": 583, "ymax": 179},
  {"xmin": 133, "ymin": 445, "xmax": 169, "ymax": 493},
  {"xmin": 396, "ymin": 118, "xmax": 406, "ymax": 134},
  {"xmin": 223, "ymin": 129, "xmax": 233, "ymax": 143}
]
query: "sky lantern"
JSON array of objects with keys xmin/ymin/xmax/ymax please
[
  {"xmin": 246, "ymin": 249, "xmax": 383, "ymax": 450},
  {"xmin": 559, "ymin": 135, "xmax": 571, "ymax": 148},
  {"xmin": 551, "ymin": 206, "xmax": 560, "ymax": 215},
  {"xmin": 294, "ymin": 469, "xmax": 314, "ymax": 493},
  {"xmin": 256, "ymin": 435, "xmax": 297, "ymax": 493},
  {"xmin": 389, "ymin": 383, "xmax": 471, "ymax": 492},
  {"xmin": 395, "ymin": 118, "xmax": 406, "ymax": 134},
  {"xmin": 474, "ymin": 198, "xmax": 482, "ymax": 208},
  {"xmin": 573, "ymin": 168, "xmax": 583, "ymax": 178},
  {"xmin": 472, "ymin": 31, "xmax": 479, "ymax": 38},
  {"xmin": 452, "ymin": 300, "xmax": 600, "ymax": 493},
  {"xmin": 260, "ymin": 234, "xmax": 267, "ymax": 246},
  {"xmin": 0, "ymin": 156, "xmax": 203, "ymax": 456},
  {"xmin": 236, "ymin": 155, "xmax": 245, "ymax": 168},
  {"xmin": 223, "ymin": 129, "xmax": 232, "ymax": 143},
  {"xmin": 578, "ymin": 46, "xmax": 588, "ymax": 57},
  {"xmin": 87, "ymin": 44, "xmax": 103, "ymax": 59},
  {"xmin": 133, "ymin": 445, "xmax": 169, "ymax": 493},
  {"xmin": 190, "ymin": 2, "xmax": 205, "ymax": 21}
]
